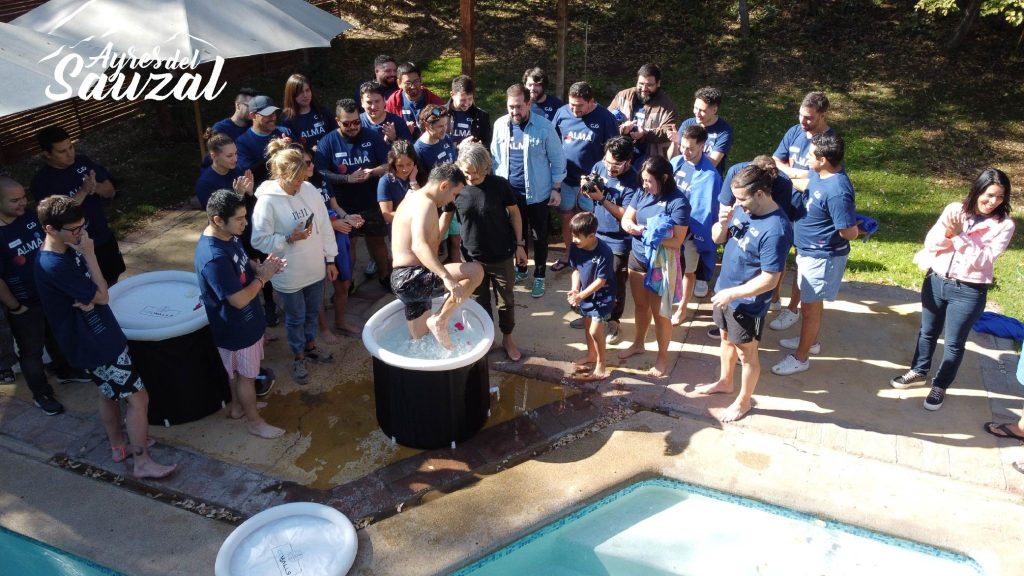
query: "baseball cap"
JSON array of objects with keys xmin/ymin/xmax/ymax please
[{"xmin": 248, "ymin": 95, "xmax": 280, "ymax": 116}]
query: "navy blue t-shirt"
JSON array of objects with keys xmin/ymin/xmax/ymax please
[
  {"xmin": 414, "ymin": 136, "xmax": 457, "ymax": 170},
  {"xmin": 449, "ymin": 109, "xmax": 477, "ymax": 145},
  {"xmin": 569, "ymin": 239, "xmax": 616, "ymax": 317},
  {"xmin": 531, "ymin": 95, "xmax": 563, "ymax": 122},
  {"xmin": 30, "ymin": 155, "xmax": 115, "ymax": 245},
  {"xmin": 507, "ymin": 122, "xmax": 528, "ymax": 192},
  {"xmin": 360, "ymin": 112, "xmax": 413, "ymax": 143},
  {"xmin": 793, "ymin": 170, "xmax": 857, "ymax": 257},
  {"xmin": 315, "ymin": 128, "xmax": 389, "ymax": 213},
  {"xmin": 629, "ymin": 188, "xmax": 690, "ymax": 261},
  {"xmin": 211, "ymin": 117, "xmax": 249, "ymax": 142},
  {"xmin": 681, "ymin": 117, "xmax": 733, "ymax": 176},
  {"xmin": 591, "ymin": 162, "xmax": 638, "ymax": 255},
  {"xmin": 377, "ymin": 173, "xmax": 410, "ymax": 206},
  {"xmin": 235, "ymin": 127, "xmax": 291, "ymax": 173},
  {"xmin": 195, "ymin": 165, "xmax": 244, "ymax": 210},
  {"xmin": 715, "ymin": 207, "xmax": 793, "ymax": 316},
  {"xmin": 552, "ymin": 104, "xmax": 619, "ymax": 186},
  {"xmin": 0, "ymin": 214, "xmax": 46, "ymax": 306},
  {"xmin": 774, "ymin": 126, "xmax": 835, "ymax": 172},
  {"xmin": 719, "ymin": 162, "xmax": 798, "ymax": 221},
  {"xmin": 279, "ymin": 107, "xmax": 338, "ymax": 149},
  {"xmin": 35, "ymin": 248, "xmax": 126, "ymax": 369},
  {"xmin": 194, "ymin": 234, "xmax": 265, "ymax": 351}
]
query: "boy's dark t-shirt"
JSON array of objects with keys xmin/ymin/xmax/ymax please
[{"xmin": 569, "ymin": 238, "xmax": 616, "ymax": 317}]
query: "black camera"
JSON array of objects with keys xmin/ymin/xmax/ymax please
[{"xmin": 580, "ymin": 171, "xmax": 606, "ymax": 196}]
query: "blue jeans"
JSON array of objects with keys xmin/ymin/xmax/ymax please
[
  {"xmin": 277, "ymin": 281, "xmax": 324, "ymax": 355},
  {"xmin": 911, "ymin": 272, "xmax": 987, "ymax": 390}
]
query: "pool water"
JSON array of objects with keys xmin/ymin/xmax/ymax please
[
  {"xmin": 0, "ymin": 525, "xmax": 122, "ymax": 575},
  {"xmin": 376, "ymin": 309, "xmax": 481, "ymax": 360},
  {"xmin": 453, "ymin": 478, "xmax": 983, "ymax": 576}
]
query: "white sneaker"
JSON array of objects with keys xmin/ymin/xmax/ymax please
[
  {"xmin": 693, "ymin": 280, "xmax": 709, "ymax": 298},
  {"xmin": 769, "ymin": 309, "xmax": 800, "ymax": 331},
  {"xmin": 606, "ymin": 321, "xmax": 621, "ymax": 344},
  {"xmin": 771, "ymin": 354, "xmax": 810, "ymax": 375},
  {"xmin": 769, "ymin": 300, "xmax": 782, "ymax": 312},
  {"xmin": 779, "ymin": 337, "xmax": 820, "ymax": 354}
]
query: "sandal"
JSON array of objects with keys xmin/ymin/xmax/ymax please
[
  {"xmin": 112, "ymin": 438, "xmax": 156, "ymax": 463},
  {"xmin": 549, "ymin": 260, "xmax": 570, "ymax": 272},
  {"xmin": 304, "ymin": 346, "xmax": 335, "ymax": 364},
  {"xmin": 983, "ymin": 422, "xmax": 1024, "ymax": 442}
]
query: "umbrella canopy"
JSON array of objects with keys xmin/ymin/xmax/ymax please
[
  {"xmin": 13, "ymin": 0, "xmax": 352, "ymax": 64},
  {"xmin": 0, "ymin": 21, "xmax": 105, "ymax": 116}
]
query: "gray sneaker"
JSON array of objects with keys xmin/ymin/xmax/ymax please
[
  {"xmin": 292, "ymin": 359, "xmax": 309, "ymax": 385},
  {"xmin": 606, "ymin": 321, "xmax": 621, "ymax": 344}
]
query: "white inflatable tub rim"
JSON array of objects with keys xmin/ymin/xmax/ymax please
[
  {"xmin": 214, "ymin": 501, "xmax": 357, "ymax": 576},
  {"xmin": 362, "ymin": 297, "xmax": 494, "ymax": 372},
  {"xmin": 108, "ymin": 270, "xmax": 208, "ymax": 341}
]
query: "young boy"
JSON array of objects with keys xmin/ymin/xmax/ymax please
[
  {"xmin": 566, "ymin": 212, "xmax": 615, "ymax": 381},
  {"xmin": 34, "ymin": 195, "xmax": 176, "ymax": 478}
]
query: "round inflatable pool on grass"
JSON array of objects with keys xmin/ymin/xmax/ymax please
[
  {"xmin": 215, "ymin": 502, "xmax": 357, "ymax": 576},
  {"xmin": 363, "ymin": 297, "xmax": 494, "ymax": 450},
  {"xmin": 109, "ymin": 270, "xmax": 230, "ymax": 426}
]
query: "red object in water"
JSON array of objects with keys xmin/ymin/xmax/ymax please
[{"xmin": 454, "ymin": 322, "xmax": 464, "ymax": 331}]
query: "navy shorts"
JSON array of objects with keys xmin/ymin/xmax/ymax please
[{"xmin": 391, "ymin": 266, "xmax": 446, "ymax": 320}]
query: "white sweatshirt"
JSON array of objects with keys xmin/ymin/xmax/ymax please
[{"xmin": 251, "ymin": 180, "xmax": 338, "ymax": 293}]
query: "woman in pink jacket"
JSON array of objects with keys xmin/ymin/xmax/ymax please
[{"xmin": 890, "ymin": 168, "xmax": 1014, "ymax": 411}]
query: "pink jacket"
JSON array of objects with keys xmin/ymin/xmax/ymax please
[{"xmin": 915, "ymin": 202, "xmax": 1015, "ymax": 284}]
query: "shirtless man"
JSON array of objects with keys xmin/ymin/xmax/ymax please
[{"xmin": 389, "ymin": 163, "xmax": 484, "ymax": 349}]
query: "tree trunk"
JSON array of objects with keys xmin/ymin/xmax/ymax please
[
  {"xmin": 946, "ymin": 0, "xmax": 983, "ymax": 52},
  {"xmin": 739, "ymin": 0, "xmax": 750, "ymax": 37}
]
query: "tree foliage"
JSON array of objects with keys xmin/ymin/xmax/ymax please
[{"xmin": 916, "ymin": 0, "xmax": 1024, "ymax": 26}]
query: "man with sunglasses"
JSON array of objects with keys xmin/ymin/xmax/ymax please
[
  {"xmin": 693, "ymin": 165, "xmax": 792, "ymax": 422},
  {"xmin": 31, "ymin": 126, "xmax": 125, "ymax": 287},
  {"xmin": 316, "ymin": 99, "xmax": 391, "ymax": 287},
  {"xmin": 384, "ymin": 62, "xmax": 445, "ymax": 140},
  {"xmin": 235, "ymin": 95, "xmax": 292, "ymax": 179}
]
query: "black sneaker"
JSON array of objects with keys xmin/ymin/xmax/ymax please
[
  {"xmin": 56, "ymin": 369, "xmax": 92, "ymax": 384},
  {"xmin": 0, "ymin": 368, "xmax": 14, "ymax": 383},
  {"xmin": 33, "ymin": 395, "xmax": 65, "ymax": 416},
  {"xmin": 707, "ymin": 327, "xmax": 721, "ymax": 339},
  {"xmin": 569, "ymin": 317, "xmax": 585, "ymax": 329},
  {"xmin": 265, "ymin": 308, "xmax": 280, "ymax": 328},
  {"xmin": 924, "ymin": 386, "xmax": 945, "ymax": 411},
  {"xmin": 890, "ymin": 370, "xmax": 927, "ymax": 389},
  {"xmin": 255, "ymin": 368, "xmax": 275, "ymax": 397}
]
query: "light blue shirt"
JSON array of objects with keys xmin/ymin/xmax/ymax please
[{"xmin": 491, "ymin": 112, "xmax": 567, "ymax": 205}]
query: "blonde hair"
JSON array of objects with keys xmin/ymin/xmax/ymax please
[
  {"xmin": 456, "ymin": 142, "xmax": 492, "ymax": 176},
  {"xmin": 265, "ymin": 138, "xmax": 305, "ymax": 184}
]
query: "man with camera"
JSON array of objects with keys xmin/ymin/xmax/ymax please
[
  {"xmin": 550, "ymin": 82, "xmax": 619, "ymax": 274},
  {"xmin": 579, "ymin": 137, "xmax": 638, "ymax": 344}
]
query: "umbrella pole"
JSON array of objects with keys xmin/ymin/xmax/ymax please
[{"xmin": 194, "ymin": 100, "xmax": 207, "ymax": 162}]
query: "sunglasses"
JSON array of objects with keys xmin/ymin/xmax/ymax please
[
  {"xmin": 428, "ymin": 106, "xmax": 448, "ymax": 119},
  {"xmin": 62, "ymin": 220, "xmax": 89, "ymax": 235},
  {"xmin": 340, "ymin": 119, "xmax": 361, "ymax": 128}
]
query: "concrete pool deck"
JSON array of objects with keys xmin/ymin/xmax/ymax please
[{"xmin": 0, "ymin": 204, "xmax": 1022, "ymax": 574}]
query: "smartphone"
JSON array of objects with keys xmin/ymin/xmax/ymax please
[{"xmin": 304, "ymin": 214, "xmax": 315, "ymax": 229}]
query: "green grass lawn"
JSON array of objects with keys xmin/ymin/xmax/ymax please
[{"xmin": 4, "ymin": 0, "xmax": 1022, "ymax": 319}]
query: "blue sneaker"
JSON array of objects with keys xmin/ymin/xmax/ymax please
[{"xmin": 531, "ymin": 277, "xmax": 546, "ymax": 298}]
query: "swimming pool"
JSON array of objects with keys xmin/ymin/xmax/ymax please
[
  {"xmin": 0, "ymin": 525, "xmax": 123, "ymax": 576},
  {"xmin": 452, "ymin": 478, "xmax": 984, "ymax": 575}
]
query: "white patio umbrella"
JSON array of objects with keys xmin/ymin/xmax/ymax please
[
  {"xmin": 13, "ymin": 0, "xmax": 353, "ymax": 154},
  {"xmin": 0, "ymin": 21, "xmax": 105, "ymax": 116}
]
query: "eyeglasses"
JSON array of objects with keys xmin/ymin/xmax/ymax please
[
  {"xmin": 428, "ymin": 106, "xmax": 448, "ymax": 118},
  {"xmin": 62, "ymin": 220, "xmax": 89, "ymax": 235},
  {"xmin": 604, "ymin": 157, "xmax": 629, "ymax": 170},
  {"xmin": 340, "ymin": 120, "xmax": 360, "ymax": 128},
  {"xmin": 402, "ymin": 78, "xmax": 422, "ymax": 88}
]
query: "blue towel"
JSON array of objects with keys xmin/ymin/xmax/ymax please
[
  {"xmin": 855, "ymin": 213, "xmax": 879, "ymax": 242},
  {"xmin": 641, "ymin": 213, "xmax": 676, "ymax": 264},
  {"xmin": 972, "ymin": 311, "xmax": 1024, "ymax": 342}
]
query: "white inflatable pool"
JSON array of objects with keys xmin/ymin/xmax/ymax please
[
  {"xmin": 108, "ymin": 270, "xmax": 208, "ymax": 341},
  {"xmin": 362, "ymin": 297, "xmax": 494, "ymax": 372},
  {"xmin": 215, "ymin": 502, "xmax": 357, "ymax": 576}
]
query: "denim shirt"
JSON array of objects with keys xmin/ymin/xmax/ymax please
[{"xmin": 491, "ymin": 112, "xmax": 566, "ymax": 205}]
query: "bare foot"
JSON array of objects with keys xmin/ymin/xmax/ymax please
[
  {"xmin": 693, "ymin": 381, "xmax": 734, "ymax": 395},
  {"xmin": 248, "ymin": 421, "xmax": 285, "ymax": 439},
  {"xmin": 133, "ymin": 459, "xmax": 177, "ymax": 479},
  {"xmin": 426, "ymin": 315, "xmax": 453, "ymax": 350},
  {"xmin": 228, "ymin": 402, "xmax": 267, "ymax": 419},
  {"xmin": 617, "ymin": 345, "xmax": 646, "ymax": 360},
  {"xmin": 503, "ymin": 338, "xmax": 522, "ymax": 362},
  {"xmin": 719, "ymin": 399, "xmax": 752, "ymax": 423},
  {"xmin": 648, "ymin": 358, "xmax": 669, "ymax": 379},
  {"xmin": 320, "ymin": 329, "xmax": 339, "ymax": 344},
  {"xmin": 671, "ymin": 311, "xmax": 686, "ymax": 326},
  {"xmin": 572, "ymin": 355, "xmax": 596, "ymax": 367},
  {"xmin": 574, "ymin": 370, "xmax": 608, "ymax": 382}
]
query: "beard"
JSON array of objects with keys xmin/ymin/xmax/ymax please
[{"xmin": 640, "ymin": 90, "xmax": 655, "ymax": 105}]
